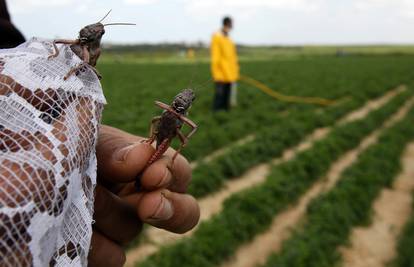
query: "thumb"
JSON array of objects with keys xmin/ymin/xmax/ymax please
[{"xmin": 97, "ymin": 125, "xmax": 155, "ymax": 183}]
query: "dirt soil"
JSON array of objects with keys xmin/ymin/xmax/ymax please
[
  {"xmin": 338, "ymin": 85, "xmax": 405, "ymax": 124},
  {"xmin": 340, "ymin": 143, "xmax": 414, "ymax": 267}
]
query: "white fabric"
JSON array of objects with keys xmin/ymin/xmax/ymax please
[{"xmin": 0, "ymin": 38, "xmax": 106, "ymax": 267}]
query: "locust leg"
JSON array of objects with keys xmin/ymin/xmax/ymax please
[
  {"xmin": 137, "ymin": 137, "xmax": 170, "ymax": 191},
  {"xmin": 147, "ymin": 138, "xmax": 170, "ymax": 166},
  {"xmin": 180, "ymin": 116, "xmax": 198, "ymax": 139},
  {"xmin": 64, "ymin": 46, "xmax": 101, "ymax": 80},
  {"xmin": 64, "ymin": 62, "xmax": 88, "ymax": 80},
  {"xmin": 171, "ymin": 129, "xmax": 187, "ymax": 163},
  {"xmin": 92, "ymin": 67, "xmax": 102, "ymax": 80},
  {"xmin": 154, "ymin": 101, "xmax": 198, "ymax": 139},
  {"xmin": 48, "ymin": 39, "xmax": 80, "ymax": 59},
  {"xmin": 141, "ymin": 116, "xmax": 161, "ymax": 145},
  {"xmin": 171, "ymin": 118, "xmax": 197, "ymax": 163},
  {"xmin": 155, "ymin": 101, "xmax": 181, "ymax": 118},
  {"xmin": 64, "ymin": 45, "xmax": 89, "ymax": 80},
  {"xmin": 65, "ymin": 64, "xmax": 102, "ymax": 80},
  {"xmin": 78, "ymin": 46, "xmax": 102, "ymax": 79}
]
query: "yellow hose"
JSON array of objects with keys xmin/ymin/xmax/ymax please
[{"xmin": 240, "ymin": 75, "xmax": 337, "ymax": 106}]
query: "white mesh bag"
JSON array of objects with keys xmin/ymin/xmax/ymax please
[{"xmin": 0, "ymin": 38, "xmax": 106, "ymax": 267}]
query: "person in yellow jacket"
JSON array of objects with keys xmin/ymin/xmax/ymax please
[{"xmin": 210, "ymin": 16, "xmax": 239, "ymax": 111}]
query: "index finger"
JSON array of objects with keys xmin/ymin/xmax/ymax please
[{"xmin": 96, "ymin": 125, "xmax": 155, "ymax": 183}]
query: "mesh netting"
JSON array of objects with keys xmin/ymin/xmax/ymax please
[{"xmin": 0, "ymin": 38, "xmax": 106, "ymax": 267}]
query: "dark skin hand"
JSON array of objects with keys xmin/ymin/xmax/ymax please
[{"xmin": 89, "ymin": 125, "xmax": 200, "ymax": 267}]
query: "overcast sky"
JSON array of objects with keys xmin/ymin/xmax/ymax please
[{"xmin": 7, "ymin": 0, "xmax": 414, "ymax": 45}]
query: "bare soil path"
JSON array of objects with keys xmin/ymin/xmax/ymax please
[
  {"xmin": 338, "ymin": 85, "xmax": 406, "ymax": 124},
  {"xmin": 125, "ymin": 86, "xmax": 406, "ymax": 267},
  {"xmin": 339, "ymin": 143, "xmax": 414, "ymax": 267}
]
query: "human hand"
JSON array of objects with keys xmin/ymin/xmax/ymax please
[{"xmin": 88, "ymin": 125, "xmax": 200, "ymax": 267}]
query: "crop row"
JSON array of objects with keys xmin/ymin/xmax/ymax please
[
  {"xmin": 189, "ymin": 100, "xmax": 352, "ymax": 197},
  {"xmin": 188, "ymin": 86, "xmax": 406, "ymax": 198},
  {"xmin": 100, "ymin": 56, "xmax": 414, "ymax": 161},
  {"xmin": 262, "ymin": 104, "xmax": 414, "ymax": 267},
  {"xmin": 392, "ymin": 192, "xmax": 414, "ymax": 267},
  {"xmin": 135, "ymin": 86, "xmax": 413, "ymax": 267}
]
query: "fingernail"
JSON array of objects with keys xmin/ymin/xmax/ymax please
[
  {"xmin": 149, "ymin": 193, "xmax": 174, "ymax": 221},
  {"xmin": 113, "ymin": 144, "xmax": 136, "ymax": 161},
  {"xmin": 135, "ymin": 174, "xmax": 142, "ymax": 191}
]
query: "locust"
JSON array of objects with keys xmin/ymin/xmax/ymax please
[
  {"xmin": 48, "ymin": 10, "xmax": 135, "ymax": 80},
  {"xmin": 141, "ymin": 88, "xmax": 198, "ymax": 171}
]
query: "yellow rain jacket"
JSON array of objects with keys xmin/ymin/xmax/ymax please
[{"xmin": 210, "ymin": 31, "xmax": 239, "ymax": 83}]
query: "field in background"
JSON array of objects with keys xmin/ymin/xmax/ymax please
[
  {"xmin": 97, "ymin": 49, "xmax": 414, "ymax": 267},
  {"xmin": 99, "ymin": 53, "xmax": 414, "ymax": 161},
  {"xmin": 100, "ymin": 44, "xmax": 414, "ymax": 63}
]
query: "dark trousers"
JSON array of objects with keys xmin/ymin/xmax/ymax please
[{"xmin": 213, "ymin": 82, "xmax": 231, "ymax": 111}]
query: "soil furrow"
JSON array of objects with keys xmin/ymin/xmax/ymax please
[{"xmin": 339, "ymin": 143, "xmax": 414, "ymax": 267}]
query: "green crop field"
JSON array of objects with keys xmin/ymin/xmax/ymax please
[
  {"xmin": 99, "ymin": 55, "xmax": 414, "ymax": 161},
  {"xmin": 97, "ymin": 52, "xmax": 414, "ymax": 267}
]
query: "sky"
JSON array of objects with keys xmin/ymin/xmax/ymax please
[{"xmin": 7, "ymin": 0, "xmax": 414, "ymax": 45}]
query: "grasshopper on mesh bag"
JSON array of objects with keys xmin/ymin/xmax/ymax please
[{"xmin": 48, "ymin": 10, "xmax": 135, "ymax": 80}]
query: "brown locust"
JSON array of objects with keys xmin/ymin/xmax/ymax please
[
  {"xmin": 142, "ymin": 89, "xmax": 198, "ymax": 170},
  {"xmin": 48, "ymin": 10, "xmax": 135, "ymax": 80}
]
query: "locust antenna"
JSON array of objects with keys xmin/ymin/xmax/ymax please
[
  {"xmin": 188, "ymin": 60, "xmax": 197, "ymax": 89},
  {"xmin": 99, "ymin": 9, "xmax": 112, "ymax": 23},
  {"xmin": 103, "ymin": 23, "xmax": 136, "ymax": 26},
  {"xmin": 193, "ymin": 77, "xmax": 213, "ymax": 92}
]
